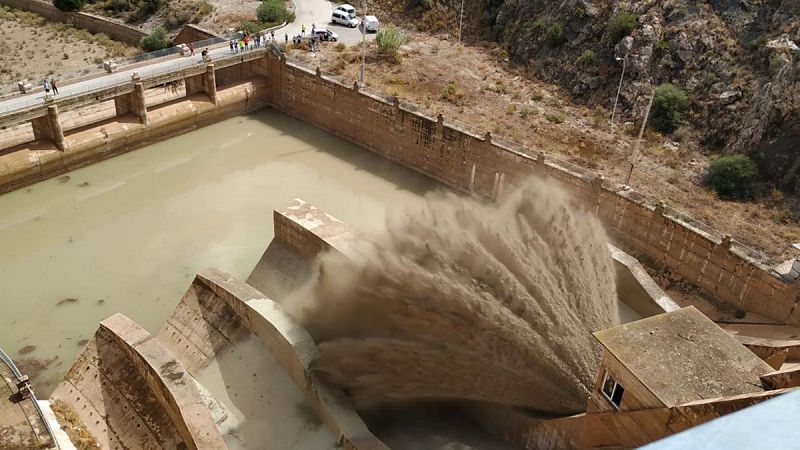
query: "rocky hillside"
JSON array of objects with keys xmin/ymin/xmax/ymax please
[{"xmin": 374, "ymin": 0, "xmax": 800, "ymax": 193}]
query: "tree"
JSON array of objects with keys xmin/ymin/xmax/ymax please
[
  {"xmin": 650, "ymin": 83, "xmax": 689, "ymax": 133},
  {"xmin": 545, "ymin": 23, "xmax": 565, "ymax": 47},
  {"xmin": 53, "ymin": 0, "xmax": 85, "ymax": 12},
  {"xmin": 257, "ymin": 0, "xmax": 291, "ymax": 24},
  {"xmin": 140, "ymin": 26, "xmax": 169, "ymax": 51},
  {"xmin": 707, "ymin": 155, "xmax": 758, "ymax": 200},
  {"xmin": 609, "ymin": 12, "xmax": 637, "ymax": 43}
]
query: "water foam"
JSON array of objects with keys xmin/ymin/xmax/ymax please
[{"xmin": 289, "ymin": 178, "xmax": 619, "ymax": 415}]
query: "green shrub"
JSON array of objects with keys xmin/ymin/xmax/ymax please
[
  {"xmin": 609, "ymin": 12, "xmax": 637, "ymax": 43},
  {"xmin": 239, "ymin": 21, "xmax": 264, "ymax": 34},
  {"xmin": 376, "ymin": 25, "xmax": 407, "ymax": 58},
  {"xmin": 545, "ymin": 23, "xmax": 565, "ymax": 47},
  {"xmin": 546, "ymin": 113, "xmax": 565, "ymax": 124},
  {"xmin": 257, "ymin": 0, "xmax": 291, "ymax": 24},
  {"xmin": 140, "ymin": 26, "xmax": 169, "ymax": 51},
  {"xmin": 707, "ymin": 155, "xmax": 758, "ymax": 200},
  {"xmin": 576, "ymin": 49, "xmax": 596, "ymax": 66},
  {"xmin": 650, "ymin": 83, "xmax": 689, "ymax": 133},
  {"xmin": 197, "ymin": 0, "xmax": 213, "ymax": 17},
  {"xmin": 142, "ymin": 0, "xmax": 159, "ymax": 13},
  {"xmin": 442, "ymin": 81, "xmax": 459, "ymax": 101},
  {"xmin": 53, "ymin": 0, "xmax": 85, "ymax": 12},
  {"xmin": 769, "ymin": 53, "xmax": 785, "ymax": 75}
]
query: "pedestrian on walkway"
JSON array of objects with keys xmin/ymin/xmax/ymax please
[
  {"xmin": 201, "ymin": 47, "xmax": 208, "ymax": 60},
  {"xmin": 50, "ymin": 78, "xmax": 58, "ymax": 95},
  {"xmin": 42, "ymin": 79, "xmax": 50, "ymax": 96},
  {"xmin": 244, "ymin": 35, "xmax": 249, "ymax": 50},
  {"xmin": 312, "ymin": 23, "xmax": 315, "ymax": 35},
  {"xmin": 301, "ymin": 24, "xmax": 306, "ymax": 36},
  {"xmin": 271, "ymin": 30, "xmax": 275, "ymax": 42},
  {"xmin": 188, "ymin": 42, "xmax": 195, "ymax": 56},
  {"xmin": 230, "ymin": 39, "xmax": 235, "ymax": 53},
  {"xmin": 239, "ymin": 39, "xmax": 245, "ymax": 52},
  {"xmin": 284, "ymin": 32, "xmax": 288, "ymax": 44}
]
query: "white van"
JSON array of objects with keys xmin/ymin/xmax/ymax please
[
  {"xmin": 334, "ymin": 4, "xmax": 356, "ymax": 19},
  {"xmin": 331, "ymin": 10, "xmax": 358, "ymax": 27},
  {"xmin": 361, "ymin": 15, "xmax": 379, "ymax": 32}
]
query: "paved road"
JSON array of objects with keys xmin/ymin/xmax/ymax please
[
  {"xmin": 0, "ymin": 44, "xmax": 247, "ymax": 117},
  {"xmin": 276, "ymin": 0, "xmax": 376, "ymax": 45},
  {"xmin": 0, "ymin": 0, "xmax": 377, "ymax": 117}
]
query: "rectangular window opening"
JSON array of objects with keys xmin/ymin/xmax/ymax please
[{"xmin": 601, "ymin": 371, "xmax": 624, "ymax": 410}]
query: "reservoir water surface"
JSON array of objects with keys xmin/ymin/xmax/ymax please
[{"xmin": 0, "ymin": 109, "xmax": 438, "ymax": 395}]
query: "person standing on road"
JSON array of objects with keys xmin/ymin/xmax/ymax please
[
  {"xmin": 50, "ymin": 78, "xmax": 59, "ymax": 95},
  {"xmin": 188, "ymin": 42, "xmax": 195, "ymax": 56},
  {"xmin": 244, "ymin": 34, "xmax": 249, "ymax": 50},
  {"xmin": 312, "ymin": 23, "xmax": 316, "ymax": 35},
  {"xmin": 301, "ymin": 24, "xmax": 306, "ymax": 36},
  {"xmin": 271, "ymin": 30, "xmax": 275, "ymax": 42},
  {"xmin": 284, "ymin": 32, "xmax": 288, "ymax": 44},
  {"xmin": 230, "ymin": 39, "xmax": 235, "ymax": 53},
  {"xmin": 42, "ymin": 79, "xmax": 50, "ymax": 96}
]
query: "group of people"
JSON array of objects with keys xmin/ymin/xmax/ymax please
[
  {"xmin": 42, "ymin": 78, "xmax": 59, "ymax": 96},
  {"xmin": 229, "ymin": 30, "xmax": 275, "ymax": 53}
]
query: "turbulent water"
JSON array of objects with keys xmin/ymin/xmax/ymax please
[{"xmin": 290, "ymin": 178, "xmax": 619, "ymax": 415}]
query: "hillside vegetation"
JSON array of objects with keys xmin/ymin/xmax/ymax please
[{"xmin": 373, "ymin": 0, "xmax": 800, "ymax": 195}]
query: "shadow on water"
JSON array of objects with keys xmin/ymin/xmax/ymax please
[{"xmin": 250, "ymin": 109, "xmax": 441, "ymax": 198}]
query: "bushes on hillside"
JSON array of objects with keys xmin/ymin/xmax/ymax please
[
  {"xmin": 609, "ymin": 12, "xmax": 637, "ymax": 43},
  {"xmin": 376, "ymin": 25, "xmax": 407, "ymax": 62},
  {"xmin": 650, "ymin": 83, "xmax": 689, "ymax": 133},
  {"xmin": 257, "ymin": 0, "xmax": 292, "ymax": 25},
  {"xmin": 545, "ymin": 22, "xmax": 565, "ymax": 47},
  {"xmin": 576, "ymin": 49, "xmax": 596, "ymax": 66},
  {"xmin": 707, "ymin": 155, "xmax": 758, "ymax": 200},
  {"xmin": 53, "ymin": 0, "xmax": 85, "ymax": 12},
  {"xmin": 140, "ymin": 26, "xmax": 168, "ymax": 51}
]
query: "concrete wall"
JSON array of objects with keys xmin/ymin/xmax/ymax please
[
  {"xmin": 610, "ymin": 243, "xmax": 680, "ymax": 318},
  {"xmin": 50, "ymin": 313, "xmax": 226, "ymax": 449},
  {"xmin": 173, "ymin": 24, "xmax": 218, "ymax": 44},
  {"xmin": 0, "ymin": 79, "xmax": 269, "ymax": 194},
  {"xmin": 263, "ymin": 54, "xmax": 800, "ymax": 327},
  {"xmin": 0, "ymin": 0, "xmax": 146, "ymax": 45},
  {"xmin": 195, "ymin": 268, "xmax": 389, "ymax": 450}
]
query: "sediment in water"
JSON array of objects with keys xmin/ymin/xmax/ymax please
[{"xmin": 288, "ymin": 178, "xmax": 619, "ymax": 415}]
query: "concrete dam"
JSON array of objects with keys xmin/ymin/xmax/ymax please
[{"xmin": 1, "ymin": 47, "xmax": 799, "ymax": 449}]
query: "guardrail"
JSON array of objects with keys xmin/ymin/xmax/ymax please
[{"xmin": 0, "ymin": 347, "xmax": 59, "ymax": 449}]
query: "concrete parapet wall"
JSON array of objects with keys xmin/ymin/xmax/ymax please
[
  {"xmin": 97, "ymin": 314, "xmax": 226, "ymax": 450},
  {"xmin": 195, "ymin": 268, "xmax": 389, "ymax": 450},
  {"xmin": 610, "ymin": 243, "xmax": 680, "ymax": 318},
  {"xmin": 173, "ymin": 24, "xmax": 218, "ymax": 44},
  {"xmin": 50, "ymin": 313, "xmax": 228, "ymax": 449},
  {"xmin": 264, "ymin": 55, "xmax": 800, "ymax": 326},
  {"xmin": 273, "ymin": 198, "xmax": 354, "ymax": 259},
  {"xmin": 0, "ymin": 0, "xmax": 146, "ymax": 45}
]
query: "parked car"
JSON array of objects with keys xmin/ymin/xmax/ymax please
[
  {"xmin": 334, "ymin": 4, "xmax": 357, "ymax": 19},
  {"xmin": 331, "ymin": 10, "xmax": 359, "ymax": 28},
  {"xmin": 312, "ymin": 28, "xmax": 339, "ymax": 42},
  {"xmin": 361, "ymin": 15, "xmax": 379, "ymax": 32}
]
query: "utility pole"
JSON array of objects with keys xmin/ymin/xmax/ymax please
[
  {"xmin": 610, "ymin": 56, "xmax": 626, "ymax": 124},
  {"xmin": 624, "ymin": 89, "xmax": 655, "ymax": 186},
  {"xmin": 360, "ymin": 0, "xmax": 367, "ymax": 83},
  {"xmin": 458, "ymin": 0, "xmax": 464, "ymax": 43}
]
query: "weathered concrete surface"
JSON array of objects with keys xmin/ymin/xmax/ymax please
[
  {"xmin": 195, "ymin": 268, "xmax": 389, "ymax": 450},
  {"xmin": 49, "ymin": 313, "xmax": 226, "ymax": 450},
  {"xmin": 0, "ymin": 357, "xmax": 53, "ymax": 449}
]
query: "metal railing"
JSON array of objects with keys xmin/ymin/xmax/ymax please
[{"xmin": 0, "ymin": 347, "xmax": 59, "ymax": 449}]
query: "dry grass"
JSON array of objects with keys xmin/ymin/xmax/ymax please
[
  {"xmin": 0, "ymin": 7, "xmax": 136, "ymax": 87},
  {"xmin": 51, "ymin": 400, "xmax": 100, "ymax": 450},
  {"xmin": 296, "ymin": 34, "xmax": 800, "ymax": 261}
]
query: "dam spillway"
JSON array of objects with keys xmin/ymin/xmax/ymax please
[{"xmin": 0, "ymin": 109, "xmax": 438, "ymax": 395}]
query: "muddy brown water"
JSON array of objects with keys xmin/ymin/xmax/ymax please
[{"xmin": 0, "ymin": 109, "xmax": 438, "ymax": 396}]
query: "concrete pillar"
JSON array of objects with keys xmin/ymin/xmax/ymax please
[
  {"xmin": 31, "ymin": 100, "xmax": 65, "ymax": 150},
  {"xmin": 205, "ymin": 64, "xmax": 217, "ymax": 104},
  {"xmin": 133, "ymin": 82, "xmax": 149, "ymax": 125}
]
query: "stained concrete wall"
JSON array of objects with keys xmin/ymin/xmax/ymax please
[
  {"xmin": 50, "ymin": 313, "xmax": 226, "ymax": 450},
  {"xmin": 0, "ymin": 0, "xmax": 146, "ymax": 45},
  {"xmin": 194, "ymin": 268, "xmax": 389, "ymax": 450},
  {"xmin": 173, "ymin": 24, "xmax": 218, "ymax": 45},
  {"xmin": 263, "ymin": 54, "xmax": 800, "ymax": 327}
]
